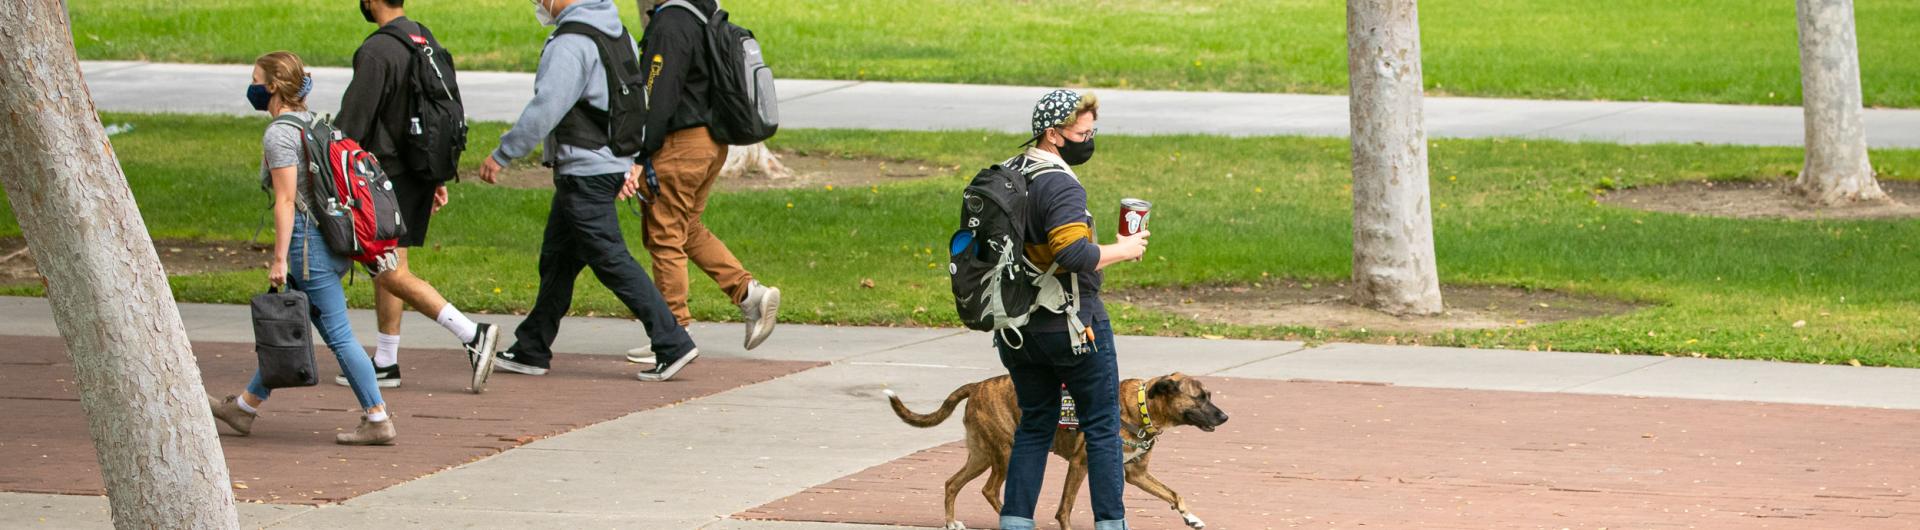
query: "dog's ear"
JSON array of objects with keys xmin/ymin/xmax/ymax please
[{"xmin": 1149, "ymin": 377, "xmax": 1180, "ymax": 398}]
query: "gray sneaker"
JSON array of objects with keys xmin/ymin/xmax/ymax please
[
  {"xmin": 740, "ymin": 281, "xmax": 781, "ymax": 350},
  {"xmin": 208, "ymin": 394, "xmax": 256, "ymax": 436},
  {"xmin": 335, "ymin": 416, "xmax": 397, "ymax": 446}
]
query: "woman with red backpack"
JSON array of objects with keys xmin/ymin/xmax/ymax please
[{"xmin": 206, "ymin": 51, "xmax": 397, "ymax": 446}]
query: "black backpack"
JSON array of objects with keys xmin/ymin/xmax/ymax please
[
  {"xmin": 949, "ymin": 158, "xmax": 1081, "ymax": 347},
  {"xmin": 375, "ymin": 22, "xmax": 467, "ymax": 183},
  {"xmin": 659, "ymin": 0, "xmax": 779, "ymax": 145},
  {"xmin": 550, "ymin": 23, "xmax": 649, "ymax": 157}
]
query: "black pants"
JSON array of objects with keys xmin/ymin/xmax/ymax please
[{"xmin": 506, "ymin": 172, "xmax": 694, "ymax": 368}]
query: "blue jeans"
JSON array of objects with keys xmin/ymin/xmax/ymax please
[
  {"xmin": 247, "ymin": 213, "xmax": 384, "ymax": 410},
  {"xmin": 996, "ymin": 320, "xmax": 1128, "ymax": 530}
]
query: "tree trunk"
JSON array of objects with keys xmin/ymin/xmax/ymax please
[
  {"xmin": 1347, "ymin": 0, "xmax": 1442, "ymax": 316},
  {"xmin": 720, "ymin": 142, "xmax": 794, "ymax": 180},
  {"xmin": 1792, "ymin": 0, "xmax": 1884, "ymax": 205},
  {"xmin": 0, "ymin": 2, "xmax": 240, "ymax": 528}
]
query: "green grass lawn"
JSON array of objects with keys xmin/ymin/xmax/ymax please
[
  {"xmin": 70, "ymin": 0, "xmax": 1920, "ymax": 107},
  {"xmin": 5, "ymin": 113, "xmax": 1920, "ymax": 366}
]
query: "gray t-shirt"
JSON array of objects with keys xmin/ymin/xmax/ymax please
[{"xmin": 261, "ymin": 111, "xmax": 315, "ymax": 213}]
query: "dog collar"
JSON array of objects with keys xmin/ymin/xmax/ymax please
[
  {"xmin": 1126, "ymin": 379, "xmax": 1160, "ymax": 442},
  {"xmin": 1122, "ymin": 384, "xmax": 1160, "ymax": 463}
]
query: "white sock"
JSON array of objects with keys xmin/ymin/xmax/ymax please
[
  {"xmin": 366, "ymin": 410, "xmax": 389, "ymax": 423},
  {"xmin": 374, "ymin": 333, "xmax": 401, "ymax": 368},
  {"xmin": 436, "ymin": 304, "xmax": 478, "ymax": 344},
  {"xmin": 235, "ymin": 396, "xmax": 259, "ymax": 414}
]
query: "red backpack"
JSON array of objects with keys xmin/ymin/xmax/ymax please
[{"xmin": 270, "ymin": 114, "xmax": 406, "ymax": 265}]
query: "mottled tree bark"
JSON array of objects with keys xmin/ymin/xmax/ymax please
[
  {"xmin": 1347, "ymin": 0, "xmax": 1442, "ymax": 316},
  {"xmin": 1792, "ymin": 0, "xmax": 1885, "ymax": 205},
  {"xmin": 0, "ymin": 2, "xmax": 240, "ymax": 528},
  {"xmin": 720, "ymin": 142, "xmax": 793, "ymax": 180}
]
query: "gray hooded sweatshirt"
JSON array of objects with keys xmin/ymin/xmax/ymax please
[{"xmin": 490, "ymin": 0, "xmax": 634, "ymax": 177}]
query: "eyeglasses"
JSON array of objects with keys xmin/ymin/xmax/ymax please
[{"xmin": 1060, "ymin": 127, "xmax": 1097, "ymax": 142}]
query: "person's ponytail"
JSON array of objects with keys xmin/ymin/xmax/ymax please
[{"xmin": 253, "ymin": 51, "xmax": 311, "ymax": 111}]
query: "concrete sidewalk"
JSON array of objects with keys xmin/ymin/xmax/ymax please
[
  {"xmin": 82, "ymin": 61, "xmax": 1920, "ymax": 148},
  {"xmin": 3, "ymin": 295, "xmax": 1918, "ymax": 529}
]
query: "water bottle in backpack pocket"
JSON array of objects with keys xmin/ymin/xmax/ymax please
[{"xmin": 377, "ymin": 21, "xmax": 468, "ymax": 183}]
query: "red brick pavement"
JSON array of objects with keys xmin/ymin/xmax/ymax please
[
  {"xmin": 0, "ymin": 335, "xmax": 818, "ymax": 505},
  {"xmin": 739, "ymin": 378, "xmax": 1920, "ymax": 529}
]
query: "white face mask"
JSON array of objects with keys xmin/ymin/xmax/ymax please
[{"xmin": 532, "ymin": 0, "xmax": 558, "ymax": 26}]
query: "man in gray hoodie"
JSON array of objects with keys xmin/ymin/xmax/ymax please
[{"xmin": 478, "ymin": 0, "xmax": 698, "ymax": 382}]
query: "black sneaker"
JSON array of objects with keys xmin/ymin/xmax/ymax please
[
  {"xmin": 336, "ymin": 364, "xmax": 401, "ymax": 388},
  {"xmin": 493, "ymin": 351, "xmax": 549, "ymax": 376},
  {"xmin": 465, "ymin": 323, "xmax": 500, "ymax": 393},
  {"xmin": 636, "ymin": 348, "xmax": 699, "ymax": 382}
]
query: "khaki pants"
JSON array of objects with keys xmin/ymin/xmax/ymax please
[{"xmin": 644, "ymin": 127, "xmax": 753, "ymax": 325}]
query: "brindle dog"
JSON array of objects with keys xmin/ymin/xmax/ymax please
[{"xmin": 886, "ymin": 372, "xmax": 1229, "ymax": 530}]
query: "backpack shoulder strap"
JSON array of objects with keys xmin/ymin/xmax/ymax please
[
  {"xmin": 373, "ymin": 23, "xmax": 419, "ymax": 50},
  {"xmin": 659, "ymin": 0, "xmax": 711, "ymax": 25},
  {"xmin": 551, "ymin": 21, "xmax": 606, "ymax": 42},
  {"xmin": 1011, "ymin": 155, "xmax": 1067, "ymax": 182},
  {"xmin": 270, "ymin": 113, "xmax": 310, "ymax": 131}
]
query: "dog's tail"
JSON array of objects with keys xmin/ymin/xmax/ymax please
[{"xmin": 885, "ymin": 383, "xmax": 975, "ymax": 428}]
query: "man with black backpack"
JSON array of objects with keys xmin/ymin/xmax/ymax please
[
  {"xmin": 478, "ymin": 0, "xmax": 699, "ymax": 382},
  {"xmin": 618, "ymin": 0, "xmax": 782, "ymax": 358},
  {"xmin": 334, "ymin": 0, "xmax": 500, "ymax": 392},
  {"xmin": 949, "ymin": 90, "xmax": 1147, "ymax": 530}
]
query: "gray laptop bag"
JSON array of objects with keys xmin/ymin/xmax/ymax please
[{"xmin": 251, "ymin": 287, "xmax": 317, "ymax": 389}]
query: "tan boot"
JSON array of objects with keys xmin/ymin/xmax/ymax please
[
  {"xmin": 208, "ymin": 394, "xmax": 256, "ymax": 436},
  {"xmin": 335, "ymin": 416, "xmax": 397, "ymax": 446}
]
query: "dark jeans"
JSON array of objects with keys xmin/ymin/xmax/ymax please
[
  {"xmin": 996, "ymin": 320, "xmax": 1127, "ymax": 530},
  {"xmin": 506, "ymin": 172, "xmax": 694, "ymax": 368}
]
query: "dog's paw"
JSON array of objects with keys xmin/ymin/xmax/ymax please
[
  {"xmin": 944, "ymin": 521, "xmax": 967, "ymax": 530},
  {"xmin": 1182, "ymin": 513, "xmax": 1206, "ymax": 529}
]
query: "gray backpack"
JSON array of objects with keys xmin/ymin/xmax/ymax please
[{"xmin": 659, "ymin": 0, "xmax": 779, "ymax": 145}]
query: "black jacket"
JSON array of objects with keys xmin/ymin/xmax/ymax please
[
  {"xmin": 338, "ymin": 16, "xmax": 443, "ymax": 171},
  {"xmin": 639, "ymin": 0, "xmax": 717, "ymax": 158}
]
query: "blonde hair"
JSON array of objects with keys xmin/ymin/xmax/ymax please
[
  {"xmin": 253, "ymin": 51, "xmax": 309, "ymax": 111},
  {"xmin": 1060, "ymin": 92, "xmax": 1100, "ymax": 129}
]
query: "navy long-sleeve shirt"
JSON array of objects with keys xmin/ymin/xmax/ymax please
[{"xmin": 1014, "ymin": 148, "xmax": 1107, "ymax": 332}]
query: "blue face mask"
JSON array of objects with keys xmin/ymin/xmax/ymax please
[{"xmin": 246, "ymin": 84, "xmax": 273, "ymax": 112}]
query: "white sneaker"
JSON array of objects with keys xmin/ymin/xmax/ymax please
[
  {"xmin": 740, "ymin": 281, "xmax": 780, "ymax": 350},
  {"xmin": 625, "ymin": 345, "xmax": 656, "ymax": 364}
]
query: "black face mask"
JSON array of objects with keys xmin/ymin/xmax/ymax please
[
  {"xmin": 1058, "ymin": 134, "xmax": 1095, "ymax": 166},
  {"xmin": 360, "ymin": 1, "xmax": 377, "ymax": 23}
]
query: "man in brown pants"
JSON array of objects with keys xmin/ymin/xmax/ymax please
[{"xmin": 632, "ymin": 0, "xmax": 780, "ymax": 356}]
